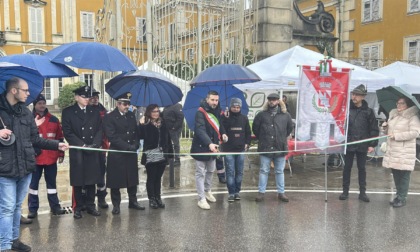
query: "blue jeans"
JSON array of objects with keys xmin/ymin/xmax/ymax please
[
  {"xmin": 224, "ymin": 154, "xmax": 245, "ymax": 195},
  {"xmin": 258, "ymin": 155, "xmax": 286, "ymax": 193},
  {"xmin": 0, "ymin": 174, "xmax": 32, "ymax": 250}
]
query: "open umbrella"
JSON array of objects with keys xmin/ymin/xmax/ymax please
[
  {"xmin": 376, "ymin": 86, "xmax": 420, "ymax": 115},
  {"xmin": 105, "ymin": 70, "xmax": 183, "ymax": 107},
  {"xmin": 45, "ymin": 42, "xmax": 136, "ymax": 72},
  {"xmin": 0, "ymin": 54, "xmax": 78, "ymax": 78},
  {"xmin": 190, "ymin": 64, "xmax": 261, "ymax": 86},
  {"xmin": 0, "ymin": 62, "xmax": 44, "ymax": 104},
  {"xmin": 183, "ymin": 85, "xmax": 248, "ymax": 130}
]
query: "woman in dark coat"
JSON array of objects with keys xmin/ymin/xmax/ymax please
[{"xmin": 139, "ymin": 104, "xmax": 173, "ymax": 209}]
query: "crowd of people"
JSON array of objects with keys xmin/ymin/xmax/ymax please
[{"xmin": 1, "ymin": 76, "xmax": 420, "ymax": 251}]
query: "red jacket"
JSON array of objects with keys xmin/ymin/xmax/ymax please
[{"xmin": 34, "ymin": 110, "xmax": 65, "ymax": 165}]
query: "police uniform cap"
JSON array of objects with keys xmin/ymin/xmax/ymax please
[
  {"xmin": 116, "ymin": 92, "xmax": 131, "ymax": 103},
  {"xmin": 73, "ymin": 85, "xmax": 92, "ymax": 98}
]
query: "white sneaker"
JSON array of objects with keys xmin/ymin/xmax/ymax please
[
  {"xmin": 197, "ymin": 199, "xmax": 210, "ymax": 210},
  {"xmin": 205, "ymin": 191, "xmax": 216, "ymax": 203}
]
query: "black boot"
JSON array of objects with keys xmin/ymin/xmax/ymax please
[
  {"xmin": 97, "ymin": 196, "xmax": 109, "ymax": 209},
  {"xmin": 149, "ymin": 197, "xmax": 159, "ymax": 209},
  {"xmin": 156, "ymin": 196, "xmax": 165, "ymax": 208}
]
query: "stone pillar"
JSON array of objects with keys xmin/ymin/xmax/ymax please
[{"xmin": 256, "ymin": 0, "xmax": 293, "ymax": 60}]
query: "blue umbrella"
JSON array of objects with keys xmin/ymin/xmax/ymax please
[
  {"xmin": 105, "ymin": 70, "xmax": 183, "ymax": 107},
  {"xmin": 45, "ymin": 42, "xmax": 136, "ymax": 72},
  {"xmin": 190, "ymin": 64, "xmax": 261, "ymax": 86},
  {"xmin": 0, "ymin": 54, "xmax": 78, "ymax": 78},
  {"xmin": 183, "ymin": 85, "xmax": 249, "ymax": 131},
  {"xmin": 0, "ymin": 62, "xmax": 44, "ymax": 105}
]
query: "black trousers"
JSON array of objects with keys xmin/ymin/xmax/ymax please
[
  {"xmin": 73, "ymin": 184, "xmax": 96, "ymax": 211},
  {"xmin": 146, "ymin": 162, "xmax": 166, "ymax": 199},
  {"xmin": 342, "ymin": 151, "xmax": 367, "ymax": 193},
  {"xmin": 110, "ymin": 186, "xmax": 138, "ymax": 207},
  {"xmin": 392, "ymin": 169, "xmax": 411, "ymax": 200}
]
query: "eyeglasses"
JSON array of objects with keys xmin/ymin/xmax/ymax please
[
  {"xmin": 151, "ymin": 110, "xmax": 160, "ymax": 113},
  {"xmin": 16, "ymin": 88, "xmax": 30, "ymax": 94},
  {"xmin": 396, "ymin": 102, "xmax": 406, "ymax": 106}
]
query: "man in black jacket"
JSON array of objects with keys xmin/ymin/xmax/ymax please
[
  {"xmin": 62, "ymin": 85, "xmax": 103, "ymax": 219},
  {"xmin": 252, "ymin": 93, "xmax": 293, "ymax": 202},
  {"xmin": 103, "ymin": 93, "xmax": 144, "ymax": 214},
  {"xmin": 162, "ymin": 103, "xmax": 184, "ymax": 165},
  {"xmin": 190, "ymin": 90, "xmax": 227, "ymax": 210},
  {"xmin": 339, "ymin": 84, "xmax": 378, "ymax": 202},
  {"xmin": 0, "ymin": 77, "xmax": 68, "ymax": 252},
  {"xmin": 221, "ymin": 98, "xmax": 251, "ymax": 202}
]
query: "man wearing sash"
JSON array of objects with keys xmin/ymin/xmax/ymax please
[{"xmin": 190, "ymin": 90, "xmax": 228, "ymax": 210}]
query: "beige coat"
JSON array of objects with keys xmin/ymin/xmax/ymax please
[{"xmin": 382, "ymin": 106, "xmax": 420, "ymax": 171}]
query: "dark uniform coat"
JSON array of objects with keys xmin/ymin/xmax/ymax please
[
  {"xmin": 103, "ymin": 109, "xmax": 139, "ymax": 188},
  {"xmin": 62, "ymin": 103, "xmax": 102, "ymax": 186}
]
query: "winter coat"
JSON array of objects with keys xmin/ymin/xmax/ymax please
[
  {"xmin": 162, "ymin": 103, "xmax": 184, "ymax": 131},
  {"xmin": 139, "ymin": 119, "xmax": 173, "ymax": 166},
  {"xmin": 103, "ymin": 109, "xmax": 139, "ymax": 188},
  {"xmin": 190, "ymin": 99, "xmax": 226, "ymax": 161},
  {"xmin": 346, "ymin": 100, "xmax": 379, "ymax": 152},
  {"xmin": 252, "ymin": 100, "xmax": 293, "ymax": 157},
  {"xmin": 33, "ymin": 109, "xmax": 65, "ymax": 165},
  {"xmin": 61, "ymin": 103, "xmax": 102, "ymax": 186},
  {"xmin": 382, "ymin": 106, "xmax": 420, "ymax": 171},
  {"xmin": 0, "ymin": 94, "xmax": 58, "ymax": 178},
  {"xmin": 221, "ymin": 110, "xmax": 251, "ymax": 152}
]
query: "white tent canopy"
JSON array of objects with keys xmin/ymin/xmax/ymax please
[
  {"xmin": 235, "ymin": 45, "xmax": 394, "ymax": 91},
  {"xmin": 374, "ymin": 61, "xmax": 420, "ymax": 94}
]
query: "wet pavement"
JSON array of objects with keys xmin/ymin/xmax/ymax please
[{"xmin": 19, "ymin": 153, "xmax": 420, "ymax": 251}]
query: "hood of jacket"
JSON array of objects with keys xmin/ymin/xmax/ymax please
[
  {"xmin": 0, "ymin": 93, "xmax": 23, "ymax": 116},
  {"xmin": 389, "ymin": 106, "xmax": 419, "ymax": 121}
]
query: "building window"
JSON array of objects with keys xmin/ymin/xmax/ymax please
[
  {"xmin": 27, "ymin": 49, "xmax": 46, "ymax": 55},
  {"xmin": 169, "ymin": 23, "xmax": 176, "ymax": 48},
  {"xmin": 81, "ymin": 11, "xmax": 94, "ymax": 39},
  {"xmin": 408, "ymin": 40, "xmax": 420, "ymax": 64},
  {"xmin": 81, "ymin": 73, "xmax": 93, "ymax": 86},
  {"xmin": 136, "ymin": 17, "xmax": 146, "ymax": 42},
  {"xmin": 209, "ymin": 42, "xmax": 215, "ymax": 56},
  {"xmin": 29, "ymin": 7, "xmax": 43, "ymax": 43},
  {"xmin": 58, "ymin": 78, "xmax": 63, "ymax": 93},
  {"xmin": 361, "ymin": 43, "xmax": 381, "ymax": 70},
  {"xmin": 185, "ymin": 48, "xmax": 194, "ymax": 60},
  {"xmin": 362, "ymin": 0, "xmax": 381, "ymax": 23},
  {"xmin": 409, "ymin": 0, "xmax": 420, "ymax": 12},
  {"xmin": 160, "ymin": 27, "xmax": 166, "ymax": 49},
  {"xmin": 42, "ymin": 79, "xmax": 51, "ymax": 100}
]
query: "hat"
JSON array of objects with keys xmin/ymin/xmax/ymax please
[
  {"xmin": 230, "ymin": 98, "xmax": 242, "ymax": 108},
  {"xmin": 116, "ymin": 92, "xmax": 131, "ymax": 103},
  {"xmin": 91, "ymin": 88, "xmax": 100, "ymax": 97},
  {"xmin": 351, "ymin": 84, "xmax": 367, "ymax": 96},
  {"xmin": 73, "ymin": 85, "xmax": 92, "ymax": 98},
  {"xmin": 267, "ymin": 93, "xmax": 280, "ymax": 99},
  {"xmin": 32, "ymin": 94, "xmax": 46, "ymax": 106}
]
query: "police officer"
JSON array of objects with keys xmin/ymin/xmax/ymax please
[
  {"xmin": 61, "ymin": 85, "xmax": 103, "ymax": 219},
  {"xmin": 103, "ymin": 93, "xmax": 144, "ymax": 214}
]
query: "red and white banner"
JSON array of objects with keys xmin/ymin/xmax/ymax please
[{"xmin": 295, "ymin": 64, "xmax": 351, "ymax": 152}]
